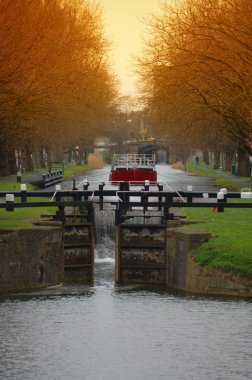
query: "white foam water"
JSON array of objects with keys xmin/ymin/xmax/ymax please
[{"xmin": 95, "ymin": 257, "xmax": 115, "ymax": 264}]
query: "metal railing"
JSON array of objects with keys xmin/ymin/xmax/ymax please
[
  {"xmin": 1, "ymin": 182, "xmax": 252, "ymax": 216},
  {"xmin": 112, "ymin": 154, "xmax": 155, "ymax": 168},
  {"xmin": 31, "ymin": 170, "xmax": 63, "ymax": 188}
]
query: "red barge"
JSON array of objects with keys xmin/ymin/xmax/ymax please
[{"xmin": 109, "ymin": 154, "xmax": 157, "ymax": 185}]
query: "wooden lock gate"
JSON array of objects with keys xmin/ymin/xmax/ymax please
[{"xmin": 1, "ymin": 183, "xmax": 252, "ymax": 284}]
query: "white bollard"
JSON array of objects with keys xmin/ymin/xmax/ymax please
[
  {"xmin": 145, "ymin": 180, "xmax": 150, "ymax": 187},
  {"xmin": 217, "ymin": 192, "xmax": 224, "ymax": 200},
  {"xmin": 6, "ymin": 194, "xmax": 14, "ymax": 202},
  {"xmin": 6, "ymin": 194, "xmax": 15, "ymax": 211}
]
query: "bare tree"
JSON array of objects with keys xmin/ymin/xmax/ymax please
[
  {"xmin": 0, "ymin": 0, "xmax": 117, "ymax": 175},
  {"xmin": 136, "ymin": 0, "xmax": 252, "ymax": 176}
]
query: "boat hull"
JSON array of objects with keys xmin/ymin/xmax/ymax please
[{"xmin": 110, "ymin": 168, "xmax": 157, "ymax": 185}]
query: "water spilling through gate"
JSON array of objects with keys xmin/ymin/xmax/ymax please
[
  {"xmin": 1, "ymin": 166, "xmax": 252, "ymax": 380},
  {"xmin": 94, "ymin": 208, "xmax": 116, "ymax": 285}
]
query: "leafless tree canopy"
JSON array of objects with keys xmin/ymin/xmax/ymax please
[
  {"xmin": 136, "ymin": 0, "xmax": 252, "ymax": 175},
  {"xmin": 0, "ymin": 0, "xmax": 117, "ymax": 174}
]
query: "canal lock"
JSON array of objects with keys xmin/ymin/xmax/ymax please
[{"xmin": 63, "ymin": 204, "xmax": 167, "ymax": 286}]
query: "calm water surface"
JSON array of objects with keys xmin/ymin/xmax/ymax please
[
  {"xmin": 1, "ymin": 250, "xmax": 252, "ymax": 380},
  {"xmin": 1, "ymin": 167, "xmax": 252, "ymax": 379}
]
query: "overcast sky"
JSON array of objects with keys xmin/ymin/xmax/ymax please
[{"xmin": 101, "ymin": 0, "xmax": 161, "ymax": 95}]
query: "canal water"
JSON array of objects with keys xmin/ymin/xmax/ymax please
[
  {"xmin": 1, "ymin": 226, "xmax": 252, "ymax": 379},
  {"xmin": 0, "ymin": 166, "xmax": 252, "ymax": 379}
]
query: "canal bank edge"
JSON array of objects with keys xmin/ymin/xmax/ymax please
[
  {"xmin": 166, "ymin": 226, "xmax": 252, "ymax": 297},
  {"xmin": 1, "ymin": 224, "xmax": 251, "ymax": 297},
  {"xmin": 0, "ymin": 227, "xmax": 63, "ymax": 293}
]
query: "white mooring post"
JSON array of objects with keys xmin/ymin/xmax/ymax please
[
  {"xmin": 217, "ymin": 191, "xmax": 225, "ymax": 212},
  {"xmin": 20, "ymin": 184, "xmax": 27, "ymax": 203},
  {"xmin": 5, "ymin": 194, "xmax": 14, "ymax": 211}
]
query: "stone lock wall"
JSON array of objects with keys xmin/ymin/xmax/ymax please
[
  {"xmin": 0, "ymin": 227, "xmax": 64, "ymax": 293},
  {"xmin": 166, "ymin": 228, "xmax": 252, "ymax": 297}
]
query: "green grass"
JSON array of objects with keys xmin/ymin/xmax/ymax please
[
  {"xmin": 63, "ymin": 163, "xmax": 93, "ymax": 179},
  {"xmin": 186, "ymin": 157, "xmax": 251, "ymax": 191},
  {"xmin": 0, "ymin": 163, "xmax": 95, "ymax": 227},
  {"xmin": 0, "ymin": 195, "xmax": 57, "ymax": 227},
  {"xmin": 0, "ymin": 182, "xmax": 36, "ymax": 191},
  {"xmin": 182, "ymin": 157, "xmax": 252, "ymax": 278},
  {"xmin": 182, "ymin": 203, "xmax": 252, "ymax": 278},
  {"xmin": 0, "ymin": 205, "xmax": 57, "ymax": 227}
]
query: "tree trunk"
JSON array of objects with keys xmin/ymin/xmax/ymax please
[
  {"xmin": 7, "ymin": 149, "xmax": 17, "ymax": 174},
  {"xmin": 78, "ymin": 146, "xmax": 83, "ymax": 165},
  {"xmin": 0, "ymin": 144, "xmax": 15, "ymax": 176},
  {"xmin": 0, "ymin": 145, "xmax": 10, "ymax": 176},
  {"xmin": 46, "ymin": 146, "xmax": 52, "ymax": 172},
  {"xmin": 224, "ymin": 151, "xmax": 234, "ymax": 172},
  {"xmin": 68, "ymin": 149, "xmax": 73, "ymax": 162},
  {"xmin": 237, "ymin": 146, "xmax": 250, "ymax": 177},
  {"xmin": 183, "ymin": 159, "xmax": 187, "ymax": 171},
  {"xmin": 202, "ymin": 150, "xmax": 209, "ymax": 165},
  {"xmin": 25, "ymin": 143, "xmax": 34, "ymax": 171},
  {"xmin": 39, "ymin": 148, "xmax": 45, "ymax": 168},
  {"xmin": 33, "ymin": 147, "xmax": 41, "ymax": 168},
  {"xmin": 213, "ymin": 151, "xmax": 220, "ymax": 169},
  {"xmin": 0, "ymin": 156, "xmax": 10, "ymax": 176},
  {"xmin": 83, "ymin": 149, "xmax": 88, "ymax": 164},
  {"xmin": 53, "ymin": 149, "xmax": 63, "ymax": 163}
]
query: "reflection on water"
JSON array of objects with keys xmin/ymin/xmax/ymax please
[{"xmin": 1, "ymin": 219, "xmax": 252, "ymax": 379}]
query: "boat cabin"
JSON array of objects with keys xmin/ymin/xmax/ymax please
[{"xmin": 109, "ymin": 154, "xmax": 157, "ymax": 185}]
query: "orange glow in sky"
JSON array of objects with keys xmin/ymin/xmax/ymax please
[{"xmin": 101, "ymin": 0, "xmax": 161, "ymax": 95}]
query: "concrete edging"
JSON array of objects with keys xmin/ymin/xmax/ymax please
[
  {"xmin": 166, "ymin": 228, "xmax": 252, "ymax": 297},
  {"xmin": 0, "ymin": 227, "xmax": 63, "ymax": 293}
]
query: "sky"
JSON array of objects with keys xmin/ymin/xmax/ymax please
[{"xmin": 101, "ymin": 0, "xmax": 161, "ymax": 96}]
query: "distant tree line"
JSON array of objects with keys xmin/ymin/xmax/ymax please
[
  {"xmin": 0, "ymin": 0, "xmax": 117, "ymax": 175},
  {"xmin": 137, "ymin": 0, "xmax": 252, "ymax": 176}
]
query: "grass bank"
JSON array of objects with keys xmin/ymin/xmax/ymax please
[
  {"xmin": 0, "ymin": 204, "xmax": 57, "ymax": 228},
  {"xmin": 0, "ymin": 183, "xmax": 43, "ymax": 227},
  {"xmin": 182, "ymin": 202, "xmax": 252, "ymax": 279},
  {"xmin": 177, "ymin": 159, "xmax": 252, "ymax": 279},
  {"xmin": 0, "ymin": 163, "xmax": 95, "ymax": 228},
  {"xmin": 185, "ymin": 158, "xmax": 251, "ymax": 191},
  {"xmin": 0, "ymin": 182, "xmax": 35, "ymax": 191},
  {"xmin": 63, "ymin": 163, "xmax": 93, "ymax": 179},
  {"xmin": 174, "ymin": 158, "xmax": 252, "ymax": 279}
]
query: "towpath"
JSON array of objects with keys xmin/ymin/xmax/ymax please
[{"xmin": 196, "ymin": 165, "xmax": 252, "ymax": 189}]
